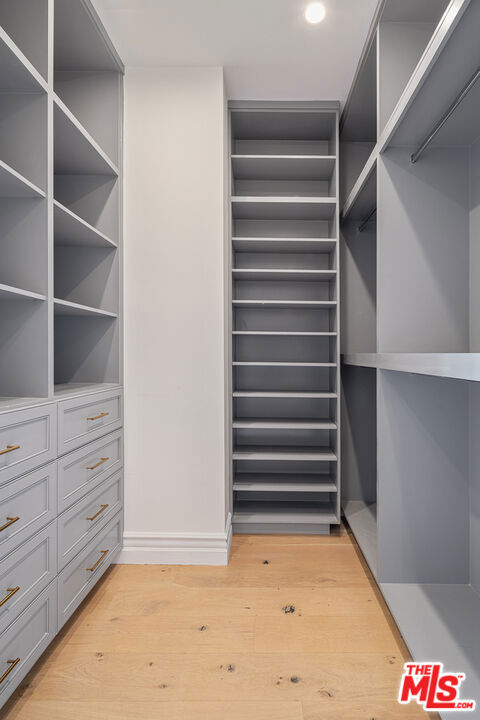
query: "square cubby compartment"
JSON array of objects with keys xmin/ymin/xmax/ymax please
[
  {"xmin": 0, "ymin": 0, "xmax": 48, "ymax": 81},
  {"xmin": 234, "ymin": 333, "xmax": 336, "ymax": 364},
  {"xmin": 234, "ymin": 365, "xmax": 336, "ymax": 394},
  {"xmin": 234, "ymin": 305, "xmax": 336, "ymax": 333}
]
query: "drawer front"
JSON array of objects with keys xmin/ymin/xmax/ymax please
[
  {"xmin": 0, "ymin": 404, "xmax": 57, "ymax": 486},
  {"xmin": 58, "ymin": 511, "xmax": 123, "ymax": 629},
  {"xmin": 58, "ymin": 471, "xmax": 123, "ymax": 571},
  {"xmin": 0, "ymin": 523, "xmax": 56, "ymax": 635},
  {"xmin": 57, "ymin": 429, "xmax": 124, "ymax": 513},
  {"xmin": 0, "ymin": 582, "xmax": 56, "ymax": 707},
  {"xmin": 0, "ymin": 464, "xmax": 57, "ymax": 560},
  {"xmin": 58, "ymin": 389, "xmax": 123, "ymax": 456}
]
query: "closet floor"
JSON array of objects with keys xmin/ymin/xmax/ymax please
[{"xmin": 3, "ymin": 526, "xmax": 437, "ymax": 720}]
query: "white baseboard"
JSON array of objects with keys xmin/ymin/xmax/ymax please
[{"xmin": 116, "ymin": 513, "xmax": 232, "ymax": 565}]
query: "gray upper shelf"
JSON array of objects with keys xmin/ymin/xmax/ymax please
[
  {"xmin": 342, "ymin": 353, "xmax": 480, "ymax": 383},
  {"xmin": 54, "ymin": 298, "xmax": 117, "ymax": 319},
  {"xmin": 231, "ymin": 155, "xmax": 336, "ymax": 181},
  {"xmin": 231, "ymin": 108, "xmax": 337, "ymax": 141},
  {"xmin": 0, "ymin": 159, "xmax": 45, "ymax": 199},
  {"xmin": 54, "ymin": 95, "xmax": 119, "ymax": 176},
  {"xmin": 232, "ymin": 268, "xmax": 336, "ymax": 281},
  {"xmin": 232, "ymin": 238, "xmax": 336, "ymax": 253},
  {"xmin": 54, "ymin": 200, "xmax": 117, "ymax": 248},
  {"xmin": 232, "ymin": 197, "xmax": 337, "ymax": 220},
  {"xmin": 232, "ymin": 300, "xmax": 337, "ymax": 308},
  {"xmin": 0, "ymin": 27, "xmax": 47, "ymax": 93}
]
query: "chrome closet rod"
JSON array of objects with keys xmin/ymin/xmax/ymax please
[
  {"xmin": 358, "ymin": 207, "xmax": 376, "ymax": 233},
  {"xmin": 411, "ymin": 67, "xmax": 480, "ymax": 164}
]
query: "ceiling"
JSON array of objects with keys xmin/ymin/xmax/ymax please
[{"xmin": 91, "ymin": 0, "xmax": 379, "ymax": 104}]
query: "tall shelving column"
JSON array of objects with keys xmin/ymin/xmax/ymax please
[{"xmin": 229, "ymin": 102, "xmax": 340, "ymax": 535}]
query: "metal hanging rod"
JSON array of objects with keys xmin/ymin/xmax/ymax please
[
  {"xmin": 358, "ymin": 207, "xmax": 376, "ymax": 233},
  {"xmin": 411, "ymin": 67, "xmax": 480, "ymax": 164}
]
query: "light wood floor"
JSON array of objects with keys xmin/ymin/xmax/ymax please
[{"xmin": 3, "ymin": 525, "xmax": 438, "ymax": 720}]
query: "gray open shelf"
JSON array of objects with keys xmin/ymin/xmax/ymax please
[{"xmin": 229, "ymin": 103, "xmax": 340, "ymax": 534}]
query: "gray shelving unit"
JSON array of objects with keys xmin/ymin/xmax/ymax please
[
  {"xmin": 229, "ymin": 102, "xmax": 340, "ymax": 535},
  {"xmin": 340, "ymin": 0, "xmax": 480, "ymax": 715}
]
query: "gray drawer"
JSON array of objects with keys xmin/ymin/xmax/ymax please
[
  {"xmin": 0, "ymin": 404, "xmax": 57, "ymax": 486},
  {"xmin": 57, "ymin": 389, "xmax": 123, "ymax": 455},
  {"xmin": 58, "ymin": 471, "xmax": 123, "ymax": 570},
  {"xmin": 0, "ymin": 464, "xmax": 57, "ymax": 560},
  {"xmin": 0, "ymin": 523, "xmax": 56, "ymax": 635},
  {"xmin": 58, "ymin": 511, "xmax": 123, "ymax": 629},
  {"xmin": 0, "ymin": 581, "xmax": 56, "ymax": 706},
  {"xmin": 57, "ymin": 429, "xmax": 123, "ymax": 513}
]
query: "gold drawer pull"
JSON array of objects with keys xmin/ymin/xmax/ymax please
[
  {"xmin": 86, "ymin": 457, "xmax": 109, "ymax": 471},
  {"xmin": 86, "ymin": 504, "xmax": 109, "ymax": 522},
  {"xmin": 0, "ymin": 658, "xmax": 20, "ymax": 684},
  {"xmin": 0, "ymin": 587, "xmax": 20, "ymax": 609},
  {"xmin": 0, "ymin": 517, "xmax": 19, "ymax": 533},
  {"xmin": 86, "ymin": 549, "xmax": 109, "ymax": 572},
  {"xmin": 0, "ymin": 445, "xmax": 20, "ymax": 457},
  {"xmin": 87, "ymin": 412, "xmax": 109, "ymax": 421}
]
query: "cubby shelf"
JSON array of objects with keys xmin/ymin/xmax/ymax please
[
  {"xmin": 233, "ymin": 419, "xmax": 337, "ymax": 429},
  {"xmin": 233, "ymin": 447, "xmax": 337, "ymax": 461},
  {"xmin": 0, "ymin": 27, "xmax": 47, "ymax": 93},
  {"xmin": 233, "ymin": 362, "xmax": 336, "ymax": 367},
  {"xmin": 232, "ymin": 197, "xmax": 337, "ymax": 220},
  {"xmin": 232, "ymin": 268, "xmax": 336, "ymax": 281},
  {"xmin": 0, "ymin": 284, "xmax": 46, "ymax": 302},
  {"xmin": 54, "ymin": 200, "xmax": 117, "ymax": 248},
  {"xmin": 342, "ymin": 353, "xmax": 480, "ymax": 382},
  {"xmin": 0, "ymin": 159, "xmax": 46, "ymax": 199},
  {"xmin": 233, "ymin": 330, "xmax": 336, "ymax": 336},
  {"xmin": 233, "ymin": 238, "xmax": 337, "ymax": 253},
  {"xmin": 233, "ymin": 501, "xmax": 338, "ymax": 526},
  {"xmin": 233, "ymin": 300, "xmax": 337, "ymax": 308},
  {"xmin": 54, "ymin": 95, "xmax": 119, "ymax": 176},
  {"xmin": 232, "ymin": 155, "xmax": 336, "ymax": 181},
  {"xmin": 53, "ymin": 382, "xmax": 121, "ymax": 399},
  {"xmin": 54, "ymin": 298, "xmax": 118, "ymax": 319},
  {"xmin": 234, "ymin": 474, "xmax": 337, "ymax": 493},
  {"xmin": 233, "ymin": 390, "xmax": 337, "ymax": 398}
]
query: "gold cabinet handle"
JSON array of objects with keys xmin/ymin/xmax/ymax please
[
  {"xmin": 0, "ymin": 517, "xmax": 20, "ymax": 533},
  {"xmin": 86, "ymin": 549, "xmax": 109, "ymax": 572},
  {"xmin": 86, "ymin": 457, "xmax": 109, "ymax": 471},
  {"xmin": 0, "ymin": 587, "xmax": 20, "ymax": 609},
  {"xmin": 0, "ymin": 445, "xmax": 20, "ymax": 457},
  {"xmin": 86, "ymin": 504, "xmax": 109, "ymax": 522},
  {"xmin": 87, "ymin": 412, "xmax": 109, "ymax": 421},
  {"xmin": 0, "ymin": 658, "xmax": 20, "ymax": 684}
]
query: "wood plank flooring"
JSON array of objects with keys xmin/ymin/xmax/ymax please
[{"xmin": 2, "ymin": 526, "xmax": 438, "ymax": 719}]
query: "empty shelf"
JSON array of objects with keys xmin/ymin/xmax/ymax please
[
  {"xmin": 233, "ymin": 391, "xmax": 337, "ymax": 398},
  {"xmin": 234, "ymin": 473, "xmax": 337, "ymax": 493},
  {"xmin": 233, "ymin": 446, "xmax": 337, "ymax": 461},
  {"xmin": 54, "ymin": 200, "xmax": 117, "ymax": 248},
  {"xmin": 233, "ymin": 300, "xmax": 337, "ymax": 309},
  {"xmin": 380, "ymin": 583, "xmax": 480, "ymax": 706},
  {"xmin": 233, "ymin": 362, "xmax": 336, "ymax": 367},
  {"xmin": 54, "ymin": 298, "xmax": 117, "ymax": 318},
  {"xmin": 342, "ymin": 353, "xmax": 480, "ymax": 383},
  {"xmin": 233, "ymin": 237, "xmax": 336, "ymax": 253},
  {"xmin": 233, "ymin": 419, "xmax": 336, "ymax": 429},
  {"xmin": 232, "ymin": 268, "xmax": 336, "ymax": 281},
  {"xmin": 0, "ymin": 283, "xmax": 46, "ymax": 302},
  {"xmin": 0, "ymin": 27, "xmax": 47, "ymax": 93},
  {"xmin": 233, "ymin": 500, "xmax": 338, "ymax": 525},
  {"xmin": 54, "ymin": 382, "xmax": 121, "ymax": 399},
  {"xmin": 0, "ymin": 396, "xmax": 49, "ymax": 412},
  {"xmin": 232, "ymin": 197, "xmax": 337, "ymax": 220},
  {"xmin": 54, "ymin": 95, "xmax": 119, "ymax": 176},
  {"xmin": 343, "ymin": 500, "xmax": 377, "ymax": 578},
  {"xmin": 232, "ymin": 155, "xmax": 336, "ymax": 181},
  {"xmin": 233, "ymin": 330, "xmax": 336, "ymax": 336},
  {"xmin": 0, "ymin": 159, "xmax": 46, "ymax": 199}
]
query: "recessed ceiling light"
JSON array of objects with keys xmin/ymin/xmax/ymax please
[{"xmin": 305, "ymin": 2, "xmax": 326, "ymax": 24}]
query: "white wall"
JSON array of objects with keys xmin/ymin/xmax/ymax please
[{"xmin": 118, "ymin": 67, "xmax": 230, "ymax": 564}]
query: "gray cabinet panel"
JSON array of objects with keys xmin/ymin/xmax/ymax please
[
  {"xmin": 57, "ymin": 470, "xmax": 122, "ymax": 570},
  {"xmin": 0, "ymin": 581, "xmax": 56, "ymax": 706},
  {"xmin": 57, "ymin": 428, "xmax": 123, "ymax": 512},
  {"xmin": 0, "ymin": 522, "xmax": 56, "ymax": 634},
  {"xmin": 58, "ymin": 511, "xmax": 122, "ymax": 629},
  {"xmin": 57, "ymin": 388, "xmax": 123, "ymax": 455},
  {"xmin": 0, "ymin": 463, "xmax": 57, "ymax": 560},
  {"xmin": 0, "ymin": 404, "xmax": 57, "ymax": 486}
]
